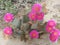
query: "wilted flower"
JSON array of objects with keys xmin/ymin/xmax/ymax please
[
  {"xmin": 3, "ymin": 27, "xmax": 13, "ymax": 36},
  {"xmin": 32, "ymin": 3, "xmax": 42, "ymax": 12},
  {"xmin": 29, "ymin": 30, "xmax": 39, "ymax": 39},
  {"xmin": 4, "ymin": 13, "xmax": 14, "ymax": 23}
]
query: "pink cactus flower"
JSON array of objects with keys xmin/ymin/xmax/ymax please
[
  {"xmin": 4, "ymin": 13, "xmax": 14, "ymax": 23},
  {"xmin": 28, "ymin": 12, "xmax": 37, "ymax": 21},
  {"xmin": 54, "ymin": 29, "xmax": 60, "ymax": 36},
  {"xmin": 32, "ymin": 3, "xmax": 42, "ymax": 13},
  {"xmin": 49, "ymin": 29, "xmax": 59, "ymax": 42},
  {"xmin": 37, "ymin": 12, "xmax": 44, "ymax": 20},
  {"xmin": 47, "ymin": 19, "xmax": 56, "ymax": 27},
  {"xmin": 59, "ymin": 31, "xmax": 60, "ymax": 36},
  {"xmin": 29, "ymin": 30, "xmax": 39, "ymax": 39},
  {"xmin": 3, "ymin": 27, "xmax": 13, "ymax": 36},
  {"xmin": 45, "ymin": 25, "xmax": 54, "ymax": 33}
]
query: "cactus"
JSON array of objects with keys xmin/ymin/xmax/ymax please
[
  {"xmin": 23, "ymin": 15, "xmax": 29, "ymax": 23},
  {"xmin": 20, "ymin": 23, "xmax": 31, "ymax": 31},
  {"xmin": 0, "ymin": 0, "xmax": 5, "ymax": 10},
  {"xmin": 11, "ymin": 18, "xmax": 22, "ymax": 29},
  {"xmin": 7, "ymin": 5, "xmax": 18, "ymax": 15}
]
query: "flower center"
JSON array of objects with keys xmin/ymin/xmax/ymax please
[
  {"xmin": 35, "ymin": 7, "xmax": 39, "ymax": 11},
  {"xmin": 54, "ymin": 32, "xmax": 58, "ymax": 35},
  {"xmin": 38, "ymin": 15, "xmax": 41, "ymax": 18},
  {"xmin": 7, "ymin": 16, "xmax": 11, "ymax": 19},
  {"xmin": 32, "ymin": 15, "xmax": 35, "ymax": 18},
  {"xmin": 7, "ymin": 30, "xmax": 10, "ymax": 33},
  {"xmin": 32, "ymin": 33, "xmax": 36, "ymax": 37},
  {"xmin": 48, "ymin": 27, "xmax": 51, "ymax": 30}
]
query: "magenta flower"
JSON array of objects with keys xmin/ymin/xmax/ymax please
[
  {"xmin": 47, "ymin": 19, "xmax": 56, "ymax": 27},
  {"xmin": 32, "ymin": 3, "xmax": 42, "ymax": 13},
  {"xmin": 28, "ymin": 12, "xmax": 37, "ymax": 21},
  {"xmin": 29, "ymin": 30, "xmax": 39, "ymax": 39},
  {"xmin": 45, "ymin": 25, "xmax": 54, "ymax": 33},
  {"xmin": 3, "ymin": 27, "xmax": 13, "ymax": 36},
  {"xmin": 49, "ymin": 29, "xmax": 59, "ymax": 42},
  {"xmin": 4, "ymin": 13, "xmax": 14, "ymax": 23},
  {"xmin": 54, "ymin": 29, "xmax": 60, "ymax": 36},
  {"xmin": 37, "ymin": 12, "xmax": 44, "ymax": 20},
  {"xmin": 59, "ymin": 30, "xmax": 60, "ymax": 36}
]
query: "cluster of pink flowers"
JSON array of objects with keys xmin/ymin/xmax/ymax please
[
  {"xmin": 46, "ymin": 19, "xmax": 56, "ymax": 33},
  {"xmin": 28, "ymin": 3, "xmax": 44, "ymax": 21},
  {"xmin": 3, "ymin": 13, "xmax": 14, "ymax": 36},
  {"xmin": 49, "ymin": 29, "xmax": 60, "ymax": 42},
  {"xmin": 29, "ymin": 29, "xmax": 39, "ymax": 39},
  {"xmin": 45, "ymin": 19, "xmax": 60, "ymax": 42},
  {"xmin": 3, "ymin": 3, "xmax": 60, "ymax": 42},
  {"xmin": 29, "ymin": 3, "xmax": 44, "ymax": 39}
]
